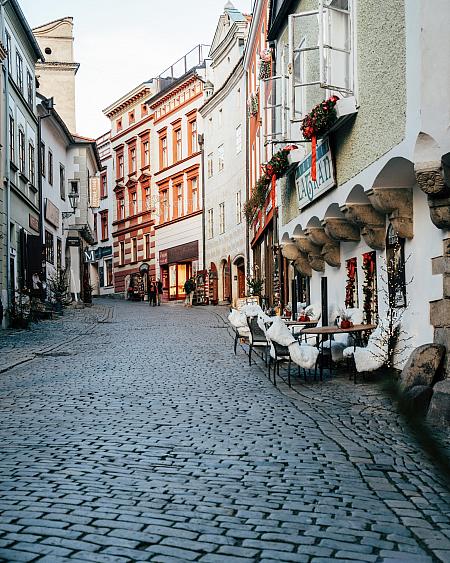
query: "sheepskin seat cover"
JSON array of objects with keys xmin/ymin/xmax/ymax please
[
  {"xmin": 289, "ymin": 342, "xmax": 319, "ymax": 369},
  {"xmin": 228, "ymin": 309, "xmax": 247, "ymax": 329},
  {"xmin": 266, "ymin": 317, "xmax": 296, "ymax": 347},
  {"xmin": 343, "ymin": 325, "xmax": 388, "ymax": 373}
]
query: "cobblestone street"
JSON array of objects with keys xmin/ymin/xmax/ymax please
[{"xmin": 0, "ymin": 300, "xmax": 449, "ymax": 563}]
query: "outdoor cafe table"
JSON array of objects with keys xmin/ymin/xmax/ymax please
[{"xmin": 300, "ymin": 324, "xmax": 377, "ymax": 380}]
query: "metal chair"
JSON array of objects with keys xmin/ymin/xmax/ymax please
[{"xmin": 247, "ymin": 315, "xmax": 269, "ymax": 366}]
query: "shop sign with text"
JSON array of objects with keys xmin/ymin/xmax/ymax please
[{"xmin": 295, "ymin": 138, "xmax": 335, "ymax": 209}]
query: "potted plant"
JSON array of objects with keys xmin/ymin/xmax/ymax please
[
  {"xmin": 47, "ymin": 268, "xmax": 70, "ymax": 314},
  {"xmin": 338, "ymin": 308, "xmax": 353, "ymax": 329},
  {"xmin": 83, "ymin": 283, "xmax": 94, "ymax": 306}
]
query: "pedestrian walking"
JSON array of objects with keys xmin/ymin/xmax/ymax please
[
  {"xmin": 148, "ymin": 280, "xmax": 157, "ymax": 307},
  {"xmin": 184, "ymin": 277, "xmax": 196, "ymax": 308},
  {"xmin": 156, "ymin": 279, "xmax": 163, "ymax": 306}
]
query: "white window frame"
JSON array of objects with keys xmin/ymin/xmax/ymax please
[
  {"xmin": 207, "ymin": 208, "xmax": 214, "ymax": 239},
  {"xmin": 218, "ymin": 145, "xmax": 224, "ymax": 172},
  {"xmin": 288, "ymin": 0, "xmax": 354, "ymax": 123},
  {"xmin": 219, "ymin": 202, "xmax": 225, "ymax": 235},
  {"xmin": 236, "ymin": 191, "xmax": 242, "ymax": 224}
]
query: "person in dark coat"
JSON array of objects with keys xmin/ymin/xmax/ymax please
[
  {"xmin": 156, "ymin": 279, "xmax": 163, "ymax": 306},
  {"xmin": 148, "ymin": 280, "xmax": 157, "ymax": 307}
]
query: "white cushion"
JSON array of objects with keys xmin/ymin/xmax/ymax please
[
  {"xmin": 266, "ymin": 317, "xmax": 296, "ymax": 347},
  {"xmin": 288, "ymin": 343, "xmax": 319, "ymax": 369},
  {"xmin": 228, "ymin": 309, "xmax": 247, "ymax": 329}
]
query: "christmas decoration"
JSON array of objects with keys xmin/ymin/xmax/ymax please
[
  {"xmin": 301, "ymin": 95, "xmax": 339, "ymax": 181},
  {"xmin": 259, "ymin": 48, "xmax": 272, "ymax": 80},
  {"xmin": 362, "ymin": 251, "xmax": 377, "ymax": 325},
  {"xmin": 243, "ymin": 174, "xmax": 271, "ymax": 221},
  {"xmin": 247, "ymin": 91, "xmax": 259, "ymax": 117},
  {"xmin": 345, "ymin": 257, "xmax": 358, "ymax": 308}
]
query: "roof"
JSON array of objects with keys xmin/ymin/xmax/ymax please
[
  {"xmin": 145, "ymin": 66, "xmax": 205, "ymax": 108},
  {"xmin": 8, "ymin": 0, "xmax": 45, "ymax": 61},
  {"xmin": 103, "ymin": 82, "xmax": 153, "ymax": 118}
]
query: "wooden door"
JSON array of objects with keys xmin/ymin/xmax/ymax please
[{"xmin": 237, "ymin": 262, "xmax": 245, "ymax": 298}]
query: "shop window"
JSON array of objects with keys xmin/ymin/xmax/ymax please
[
  {"xmin": 45, "ymin": 230, "xmax": 54, "ymax": 264},
  {"xmin": 386, "ymin": 224, "xmax": 407, "ymax": 308},
  {"xmin": 105, "ymin": 259, "xmax": 113, "ymax": 286}
]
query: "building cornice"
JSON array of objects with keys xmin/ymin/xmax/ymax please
[
  {"xmin": 103, "ymin": 84, "xmax": 152, "ymax": 119},
  {"xmin": 154, "ymin": 209, "xmax": 202, "ymax": 230},
  {"xmin": 243, "ymin": 0, "xmax": 267, "ymax": 71}
]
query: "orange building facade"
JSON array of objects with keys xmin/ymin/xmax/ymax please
[
  {"xmin": 244, "ymin": 0, "xmax": 278, "ymax": 306},
  {"xmin": 103, "ymin": 83, "xmax": 155, "ymax": 297}
]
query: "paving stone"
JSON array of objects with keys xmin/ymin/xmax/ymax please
[{"xmin": 0, "ymin": 301, "xmax": 448, "ymax": 563}]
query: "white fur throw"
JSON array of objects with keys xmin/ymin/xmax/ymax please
[
  {"xmin": 288, "ymin": 342, "xmax": 319, "ymax": 369},
  {"xmin": 266, "ymin": 317, "xmax": 296, "ymax": 347},
  {"xmin": 241, "ymin": 304, "xmax": 264, "ymax": 318},
  {"xmin": 228, "ymin": 309, "xmax": 248, "ymax": 329}
]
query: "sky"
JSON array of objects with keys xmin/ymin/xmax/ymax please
[{"xmin": 20, "ymin": 0, "xmax": 252, "ymax": 139}]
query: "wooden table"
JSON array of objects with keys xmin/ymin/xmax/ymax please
[{"xmin": 301, "ymin": 324, "xmax": 377, "ymax": 380}]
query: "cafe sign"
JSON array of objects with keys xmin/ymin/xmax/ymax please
[{"xmin": 295, "ymin": 138, "xmax": 335, "ymax": 210}]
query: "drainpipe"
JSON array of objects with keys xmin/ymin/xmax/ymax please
[
  {"xmin": 1, "ymin": 0, "xmax": 11, "ymax": 325},
  {"xmin": 198, "ymin": 132, "xmax": 206, "ymax": 271},
  {"xmin": 245, "ymin": 75, "xmax": 250, "ymax": 280}
]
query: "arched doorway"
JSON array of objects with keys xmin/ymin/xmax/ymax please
[
  {"xmin": 209, "ymin": 262, "xmax": 218, "ymax": 305},
  {"xmin": 234, "ymin": 256, "xmax": 246, "ymax": 299},
  {"xmin": 222, "ymin": 256, "xmax": 232, "ymax": 303}
]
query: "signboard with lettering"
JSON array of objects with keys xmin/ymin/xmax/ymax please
[
  {"xmin": 159, "ymin": 250, "xmax": 168, "ymax": 265},
  {"xmin": 29, "ymin": 214, "xmax": 39, "ymax": 232},
  {"xmin": 66, "ymin": 237, "xmax": 80, "ymax": 247},
  {"xmin": 295, "ymin": 138, "xmax": 335, "ymax": 209},
  {"xmin": 83, "ymin": 249, "xmax": 96, "ymax": 263},
  {"xmin": 45, "ymin": 199, "xmax": 60, "ymax": 228},
  {"xmin": 89, "ymin": 177, "xmax": 100, "ymax": 209}
]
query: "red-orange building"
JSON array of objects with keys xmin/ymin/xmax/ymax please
[{"xmin": 103, "ymin": 83, "xmax": 155, "ymax": 297}]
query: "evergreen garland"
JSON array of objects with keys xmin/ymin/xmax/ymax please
[{"xmin": 301, "ymin": 95, "xmax": 339, "ymax": 140}]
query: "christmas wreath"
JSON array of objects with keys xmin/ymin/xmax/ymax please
[{"xmin": 301, "ymin": 95, "xmax": 339, "ymax": 181}]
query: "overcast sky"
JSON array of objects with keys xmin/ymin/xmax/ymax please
[{"xmin": 20, "ymin": 0, "xmax": 252, "ymax": 139}]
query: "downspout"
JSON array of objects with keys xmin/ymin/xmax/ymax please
[
  {"xmin": 245, "ymin": 74, "xmax": 250, "ymax": 280},
  {"xmin": 198, "ymin": 132, "xmax": 206, "ymax": 271},
  {"xmin": 1, "ymin": 0, "xmax": 11, "ymax": 325}
]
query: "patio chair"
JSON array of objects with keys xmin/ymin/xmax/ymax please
[
  {"xmin": 323, "ymin": 307, "xmax": 364, "ymax": 363},
  {"xmin": 247, "ymin": 315, "xmax": 269, "ymax": 366},
  {"xmin": 228, "ymin": 308, "xmax": 251, "ymax": 354}
]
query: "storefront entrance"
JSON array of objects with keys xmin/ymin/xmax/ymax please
[
  {"xmin": 168, "ymin": 262, "xmax": 191, "ymax": 300},
  {"xmin": 235, "ymin": 257, "xmax": 246, "ymax": 298},
  {"xmin": 159, "ymin": 240, "xmax": 199, "ymax": 301}
]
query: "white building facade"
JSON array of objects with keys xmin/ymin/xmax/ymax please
[
  {"xmin": 265, "ymin": 0, "xmax": 450, "ymax": 375},
  {"xmin": 201, "ymin": 2, "xmax": 249, "ymax": 305}
]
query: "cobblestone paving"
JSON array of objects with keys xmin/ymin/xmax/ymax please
[{"xmin": 0, "ymin": 299, "xmax": 449, "ymax": 563}]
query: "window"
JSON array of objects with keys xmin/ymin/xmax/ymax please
[
  {"xmin": 40, "ymin": 142, "xmax": 45, "ymax": 177},
  {"xmin": 160, "ymin": 135, "xmax": 167, "ymax": 168},
  {"xmin": 117, "ymin": 196, "xmax": 125, "ymax": 220},
  {"xmin": 59, "ymin": 165, "xmax": 65, "ymax": 199},
  {"xmin": 386, "ymin": 224, "xmax": 406, "ymax": 308},
  {"xmin": 56, "ymin": 238, "xmax": 62, "ymax": 270},
  {"xmin": 207, "ymin": 153, "xmax": 213, "ymax": 178},
  {"xmin": 5, "ymin": 31, "xmax": 11, "ymax": 71},
  {"xmin": 26, "ymin": 71, "xmax": 33, "ymax": 106},
  {"xmin": 132, "ymin": 237, "xmax": 138, "ymax": 262},
  {"xmin": 116, "ymin": 118, "xmax": 122, "ymax": 132},
  {"xmin": 141, "ymin": 103, "xmax": 148, "ymax": 117},
  {"xmin": 18, "ymin": 129, "xmax": 25, "ymax": 173},
  {"xmin": 161, "ymin": 189, "xmax": 169, "ymax": 222},
  {"xmin": 142, "ymin": 140, "xmax": 149, "ymax": 166},
  {"xmin": 219, "ymin": 202, "xmax": 225, "ymax": 234},
  {"xmin": 48, "ymin": 151, "xmax": 53, "ymax": 185},
  {"xmin": 9, "ymin": 116, "xmax": 14, "ymax": 163},
  {"xmin": 117, "ymin": 153, "xmax": 124, "ymax": 178},
  {"xmin": 100, "ymin": 172, "xmax": 107, "ymax": 198},
  {"xmin": 45, "ymin": 230, "xmax": 54, "ymax": 264},
  {"xmin": 191, "ymin": 177, "xmax": 198, "ymax": 212},
  {"xmin": 129, "ymin": 146, "xmax": 136, "ymax": 173},
  {"xmin": 130, "ymin": 191, "xmax": 137, "ymax": 215},
  {"xmin": 144, "ymin": 186, "xmax": 151, "ymax": 211},
  {"xmin": 207, "ymin": 209, "xmax": 214, "ymax": 239},
  {"xmin": 105, "ymin": 259, "xmax": 113, "ymax": 286},
  {"xmin": 236, "ymin": 190, "xmax": 242, "ymax": 224},
  {"xmin": 176, "ymin": 183, "xmax": 183, "ymax": 217},
  {"xmin": 174, "ymin": 128, "xmax": 182, "ymax": 161},
  {"xmin": 100, "ymin": 211, "xmax": 108, "ymax": 240},
  {"xmin": 129, "ymin": 110, "xmax": 135, "ymax": 124},
  {"xmin": 218, "ymin": 144, "xmax": 224, "ymax": 172},
  {"xmin": 144, "ymin": 234, "xmax": 151, "ymax": 260},
  {"xmin": 28, "ymin": 143, "xmax": 35, "ymax": 185},
  {"xmin": 119, "ymin": 241, "xmax": 125, "ymax": 265},
  {"xmin": 16, "ymin": 51, "xmax": 23, "ymax": 92},
  {"xmin": 235, "ymin": 125, "xmax": 242, "ymax": 154},
  {"xmin": 189, "ymin": 119, "xmax": 198, "ymax": 154}
]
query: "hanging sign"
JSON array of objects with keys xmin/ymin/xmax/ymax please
[
  {"xmin": 89, "ymin": 177, "xmax": 100, "ymax": 209},
  {"xmin": 295, "ymin": 138, "xmax": 335, "ymax": 209}
]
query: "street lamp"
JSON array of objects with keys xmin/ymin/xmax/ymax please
[{"xmin": 62, "ymin": 188, "xmax": 79, "ymax": 219}]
